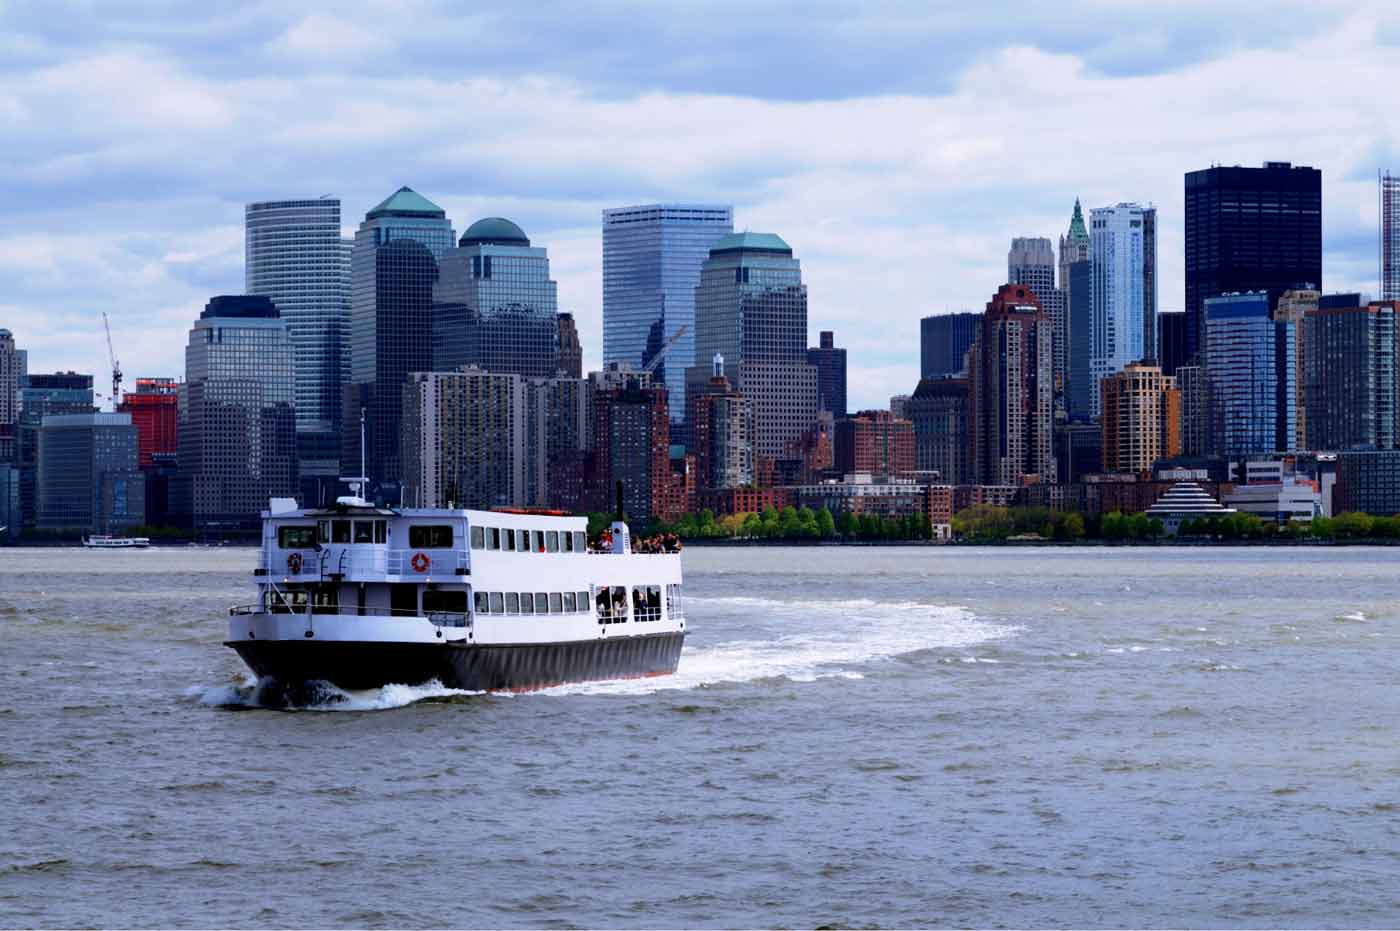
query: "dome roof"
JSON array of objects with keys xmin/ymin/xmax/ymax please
[{"xmin": 459, "ymin": 217, "xmax": 530, "ymax": 247}]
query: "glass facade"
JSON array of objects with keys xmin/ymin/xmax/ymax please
[
  {"xmin": 245, "ymin": 198, "xmax": 350, "ymax": 439},
  {"xmin": 1304, "ymin": 301, "xmax": 1399, "ymax": 451},
  {"xmin": 689, "ymin": 232, "xmax": 817, "ymax": 460},
  {"xmin": 1204, "ymin": 293, "xmax": 1295, "ymax": 457},
  {"xmin": 1185, "ymin": 162, "xmax": 1322, "ymax": 362},
  {"xmin": 920, "ymin": 312, "xmax": 978, "ymax": 379},
  {"xmin": 16, "ymin": 372, "xmax": 94, "ymax": 529},
  {"xmin": 1089, "ymin": 203, "xmax": 1157, "ymax": 418},
  {"xmin": 347, "ymin": 187, "xmax": 455, "ymax": 487},
  {"xmin": 178, "ymin": 296, "xmax": 297, "ymax": 530},
  {"xmin": 602, "ymin": 204, "xmax": 733, "ymax": 423},
  {"xmin": 433, "ymin": 218, "xmax": 559, "ymax": 378},
  {"xmin": 806, "ymin": 330, "xmax": 847, "ymax": 418},
  {"xmin": 36, "ymin": 413, "xmax": 144, "ymax": 532}
]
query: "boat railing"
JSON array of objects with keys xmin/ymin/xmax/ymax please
[
  {"xmin": 271, "ymin": 547, "xmax": 469, "ymax": 578},
  {"xmin": 229, "ymin": 603, "xmax": 471, "ymax": 628}
]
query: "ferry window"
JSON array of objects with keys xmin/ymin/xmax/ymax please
[
  {"xmin": 487, "ymin": 527, "xmax": 500, "ymax": 550},
  {"xmin": 518, "ymin": 529, "xmax": 530, "ymax": 551},
  {"xmin": 505, "ymin": 592, "xmax": 519, "ymax": 613},
  {"xmin": 666, "ymin": 584, "xmax": 683, "ymax": 618},
  {"xmin": 573, "ymin": 531, "xmax": 586, "ymax": 553},
  {"xmin": 374, "ymin": 521, "xmax": 387, "ymax": 544},
  {"xmin": 332, "ymin": 520, "xmax": 351, "ymax": 543},
  {"xmin": 423, "ymin": 590, "xmax": 467, "ymax": 614},
  {"xmin": 489, "ymin": 592, "xmax": 505, "ymax": 613},
  {"xmin": 412, "ymin": 525, "xmax": 454, "ymax": 548},
  {"xmin": 474, "ymin": 591, "xmax": 490, "ymax": 614},
  {"xmin": 546, "ymin": 531, "xmax": 559, "ymax": 552},
  {"xmin": 267, "ymin": 590, "xmax": 308, "ymax": 614},
  {"xmin": 519, "ymin": 592, "xmax": 535, "ymax": 614},
  {"xmin": 470, "ymin": 526, "xmax": 484, "ymax": 550},
  {"xmin": 611, "ymin": 585, "xmax": 629, "ymax": 622},
  {"xmin": 317, "ymin": 520, "xmax": 330, "ymax": 543},
  {"xmin": 562, "ymin": 591, "xmax": 576, "ymax": 612},
  {"xmin": 548, "ymin": 592, "xmax": 562, "ymax": 613},
  {"xmin": 595, "ymin": 588, "xmax": 611, "ymax": 621},
  {"xmin": 533, "ymin": 530, "xmax": 545, "ymax": 553},
  {"xmin": 502, "ymin": 529, "xmax": 515, "ymax": 551},
  {"xmin": 578, "ymin": 591, "xmax": 590, "ymax": 613},
  {"xmin": 536, "ymin": 592, "xmax": 549, "ymax": 614},
  {"xmin": 562, "ymin": 532, "xmax": 573, "ymax": 553},
  {"xmin": 391, "ymin": 584, "xmax": 418, "ymax": 616},
  {"xmin": 354, "ymin": 521, "xmax": 374, "ymax": 544},
  {"xmin": 312, "ymin": 588, "xmax": 338, "ymax": 614},
  {"xmin": 278, "ymin": 525, "xmax": 316, "ymax": 549}
]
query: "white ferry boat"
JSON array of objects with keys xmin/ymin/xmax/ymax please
[
  {"xmin": 226, "ymin": 494, "xmax": 685, "ymax": 693},
  {"xmin": 82, "ymin": 535, "xmax": 151, "ymax": 548}
]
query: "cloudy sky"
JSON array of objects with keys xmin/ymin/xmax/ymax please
[{"xmin": 4, "ymin": 1, "xmax": 1400, "ymax": 410}]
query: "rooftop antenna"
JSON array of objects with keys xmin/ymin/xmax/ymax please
[{"xmin": 337, "ymin": 406, "xmax": 370, "ymax": 506}]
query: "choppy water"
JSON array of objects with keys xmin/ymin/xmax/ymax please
[{"xmin": 2, "ymin": 545, "xmax": 1398, "ymax": 929}]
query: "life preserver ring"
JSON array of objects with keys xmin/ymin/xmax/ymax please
[
  {"xmin": 287, "ymin": 552, "xmax": 303, "ymax": 574},
  {"xmin": 411, "ymin": 551, "xmax": 431, "ymax": 573}
]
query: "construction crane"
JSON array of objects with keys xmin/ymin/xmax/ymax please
[
  {"xmin": 641, "ymin": 324, "xmax": 688, "ymax": 376},
  {"xmin": 101, "ymin": 312, "xmax": 123, "ymax": 411}
]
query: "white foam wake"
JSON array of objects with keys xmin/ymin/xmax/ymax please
[
  {"xmin": 184, "ymin": 677, "xmax": 481, "ymax": 711},
  {"xmin": 536, "ymin": 596, "xmax": 1019, "ymax": 697}
]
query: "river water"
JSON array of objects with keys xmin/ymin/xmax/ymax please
[{"xmin": 1, "ymin": 545, "xmax": 1398, "ymax": 929}]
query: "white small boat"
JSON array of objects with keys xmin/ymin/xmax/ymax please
[{"xmin": 82, "ymin": 535, "xmax": 151, "ymax": 549}]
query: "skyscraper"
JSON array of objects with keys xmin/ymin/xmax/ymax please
[
  {"xmin": 602, "ymin": 204, "xmax": 733, "ymax": 427},
  {"xmin": 557, "ymin": 313, "xmax": 582, "ymax": 378},
  {"xmin": 907, "ymin": 377, "xmax": 971, "ymax": 485},
  {"xmin": 346, "ymin": 186, "xmax": 455, "ymax": 488},
  {"xmin": 1383, "ymin": 172, "xmax": 1400, "ymax": 302},
  {"xmin": 687, "ymin": 356, "xmax": 756, "ymax": 491},
  {"xmin": 807, "ymin": 330, "xmax": 847, "ymax": 417},
  {"xmin": 37, "ymin": 412, "xmax": 144, "ymax": 533},
  {"xmin": 1303, "ymin": 300, "xmax": 1399, "ymax": 451},
  {"xmin": 401, "ymin": 368, "xmax": 526, "ymax": 510},
  {"xmin": 1204, "ymin": 292, "xmax": 1296, "ymax": 457},
  {"xmin": 1089, "ymin": 203, "xmax": 1157, "ymax": 417},
  {"xmin": 968, "ymin": 285, "xmax": 1056, "ymax": 485},
  {"xmin": 0, "ymin": 329, "xmax": 19, "ymax": 434},
  {"xmin": 834, "ymin": 410, "xmax": 915, "ymax": 476},
  {"xmin": 1066, "ymin": 259, "xmax": 1093, "ymax": 420},
  {"xmin": 1185, "ymin": 162, "xmax": 1322, "ymax": 362},
  {"xmin": 177, "ymin": 296, "xmax": 297, "ymax": 532},
  {"xmin": 16, "ymin": 372, "xmax": 94, "ymax": 530},
  {"xmin": 1273, "ymin": 289, "xmax": 1319, "ymax": 450},
  {"xmin": 920, "ymin": 312, "xmax": 978, "ymax": 379},
  {"xmin": 1009, "ymin": 237, "xmax": 1065, "ymax": 409},
  {"xmin": 1157, "ymin": 310, "xmax": 1189, "ymax": 377},
  {"xmin": 1099, "ymin": 363, "xmax": 1181, "ymax": 474},
  {"xmin": 689, "ymin": 232, "xmax": 818, "ymax": 461},
  {"xmin": 588, "ymin": 377, "xmax": 671, "ymax": 522},
  {"xmin": 433, "ymin": 217, "xmax": 559, "ymax": 378},
  {"xmin": 118, "ymin": 377, "xmax": 178, "ymax": 468},
  {"xmin": 245, "ymin": 197, "xmax": 350, "ymax": 442},
  {"xmin": 1058, "ymin": 199, "xmax": 1091, "ymax": 307}
]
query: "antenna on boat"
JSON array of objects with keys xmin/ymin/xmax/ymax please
[{"xmin": 337, "ymin": 406, "xmax": 371, "ymax": 507}]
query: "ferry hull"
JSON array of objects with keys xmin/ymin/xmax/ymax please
[{"xmin": 227, "ymin": 631, "xmax": 684, "ymax": 693}]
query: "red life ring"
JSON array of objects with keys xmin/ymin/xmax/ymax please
[
  {"xmin": 411, "ymin": 552, "xmax": 431, "ymax": 573},
  {"xmin": 287, "ymin": 552, "xmax": 303, "ymax": 574}
]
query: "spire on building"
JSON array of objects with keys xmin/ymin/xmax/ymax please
[{"xmin": 1067, "ymin": 198, "xmax": 1088, "ymax": 243}]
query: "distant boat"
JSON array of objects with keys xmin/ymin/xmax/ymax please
[{"xmin": 82, "ymin": 535, "xmax": 151, "ymax": 549}]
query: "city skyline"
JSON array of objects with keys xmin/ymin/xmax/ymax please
[{"xmin": 6, "ymin": 5, "xmax": 1400, "ymax": 411}]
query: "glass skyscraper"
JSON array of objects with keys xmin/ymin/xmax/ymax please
[
  {"xmin": 920, "ymin": 312, "xmax": 978, "ymax": 379},
  {"xmin": 1089, "ymin": 203, "xmax": 1157, "ymax": 418},
  {"xmin": 346, "ymin": 187, "xmax": 455, "ymax": 488},
  {"xmin": 602, "ymin": 204, "xmax": 733, "ymax": 426},
  {"xmin": 433, "ymin": 217, "xmax": 559, "ymax": 378},
  {"xmin": 36, "ymin": 412, "xmax": 144, "ymax": 533},
  {"xmin": 1204, "ymin": 292, "xmax": 1296, "ymax": 457},
  {"xmin": 689, "ymin": 232, "xmax": 817, "ymax": 460},
  {"xmin": 176, "ymin": 296, "xmax": 297, "ymax": 531}
]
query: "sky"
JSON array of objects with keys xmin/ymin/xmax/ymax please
[{"xmin": 5, "ymin": 1, "xmax": 1400, "ymax": 411}]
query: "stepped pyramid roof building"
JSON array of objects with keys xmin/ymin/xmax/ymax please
[{"xmin": 1145, "ymin": 481, "xmax": 1236, "ymax": 534}]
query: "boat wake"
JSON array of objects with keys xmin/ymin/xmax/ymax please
[
  {"xmin": 537, "ymin": 595, "xmax": 1019, "ymax": 696},
  {"xmin": 184, "ymin": 678, "xmax": 481, "ymax": 711}
]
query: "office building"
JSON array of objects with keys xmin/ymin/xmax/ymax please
[
  {"xmin": 1304, "ymin": 300, "xmax": 1399, "ymax": 451},
  {"xmin": 15, "ymin": 372, "xmax": 94, "ymax": 530},
  {"xmin": 0, "ymin": 464, "xmax": 18, "ymax": 540},
  {"xmin": 1089, "ymin": 203, "xmax": 1157, "ymax": 416},
  {"xmin": 1204, "ymin": 293, "xmax": 1296, "ymax": 457},
  {"xmin": 589, "ymin": 378, "xmax": 671, "ymax": 522},
  {"xmin": 1099, "ymin": 363, "xmax": 1181, "ymax": 474},
  {"xmin": 245, "ymin": 198, "xmax": 350, "ymax": 447},
  {"xmin": 835, "ymin": 410, "xmax": 915, "ymax": 476},
  {"xmin": 1335, "ymin": 450, "xmax": 1400, "ymax": 515},
  {"xmin": 525, "ymin": 375, "xmax": 592, "ymax": 512},
  {"xmin": 1066, "ymin": 258, "xmax": 1094, "ymax": 419},
  {"xmin": 968, "ymin": 285, "xmax": 1056, "ymax": 485},
  {"xmin": 920, "ymin": 312, "xmax": 978, "ymax": 379},
  {"xmin": 433, "ymin": 217, "xmax": 560, "ymax": 378},
  {"xmin": 689, "ymin": 232, "xmax": 818, "ymax": 461},
  {"xmin": 0, "ymin": 329, "xmax": 19, "ymax": 433},
  {"xmin": 557, "ymin": 313, "xmax": 582, "ymax": 378},
  {"xmin": 1009, "ymin": 237, "xmax": 1065, "ymax": 408},
  {"xmin": 177, "ymin": 296, "xmax": 297, "ymax": 532},
  {"xmin": 1054, "ymin": 420, "xmax": 1102, "ymax": 484},
  {"xmin": 1175, "ymin": 365, "xmax": 1210, "ymax": 457},
  {"xmin": 1185, "ymin": 162, "xmax": 1322, "ymax": 361},
  {"xmin": 1157, "ymin": 310, "xmax": 1188, "ymax": 377},
  {"xmin": 401, "ymin": 368, "xmax": 525, "ymax": 510},
  {"xmin": 345, "ymin": 186, "xmax": 455, "ymax": 488},
  {"xmin": 807, "ymin": 330, "xmax": 848, "ymax": 417},
  {"xmin": 37, "ymin": 412, "xmax": 144, "ymax": 533},
  {"xmin": 907, "ymin": 377, "xmax": 970, "ymax": 485},
  {"xmin": 118, "ymin": 377, "xmax": 178, "ymax": 468},
  {"xmin": 687, "ymin": 355, "xmax": 756, "ymax": 491},
  {"xmin": 602, "ymin": 204, "xmax": 733, "ymax": 427},
  {"xmin": 1059, "ymin": 198, "xmax": 1091, "ymax": 312},
  {"xmin": 1382, "ymin": 172, "xmax": 1400, "ymax": 302},
  {"xmin": 1274, "ymin": 289, "xmax": 1319, "ymax": 449}
]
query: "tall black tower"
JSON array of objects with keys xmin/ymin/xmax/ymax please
[{"xmin": 1184, "ymin": 161, "xmax": 1321, "ymax": 363}]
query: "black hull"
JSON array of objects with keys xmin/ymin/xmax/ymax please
[{"xmin": 227, "ymin": 631, "xmax": 684, "ymax": 693}]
